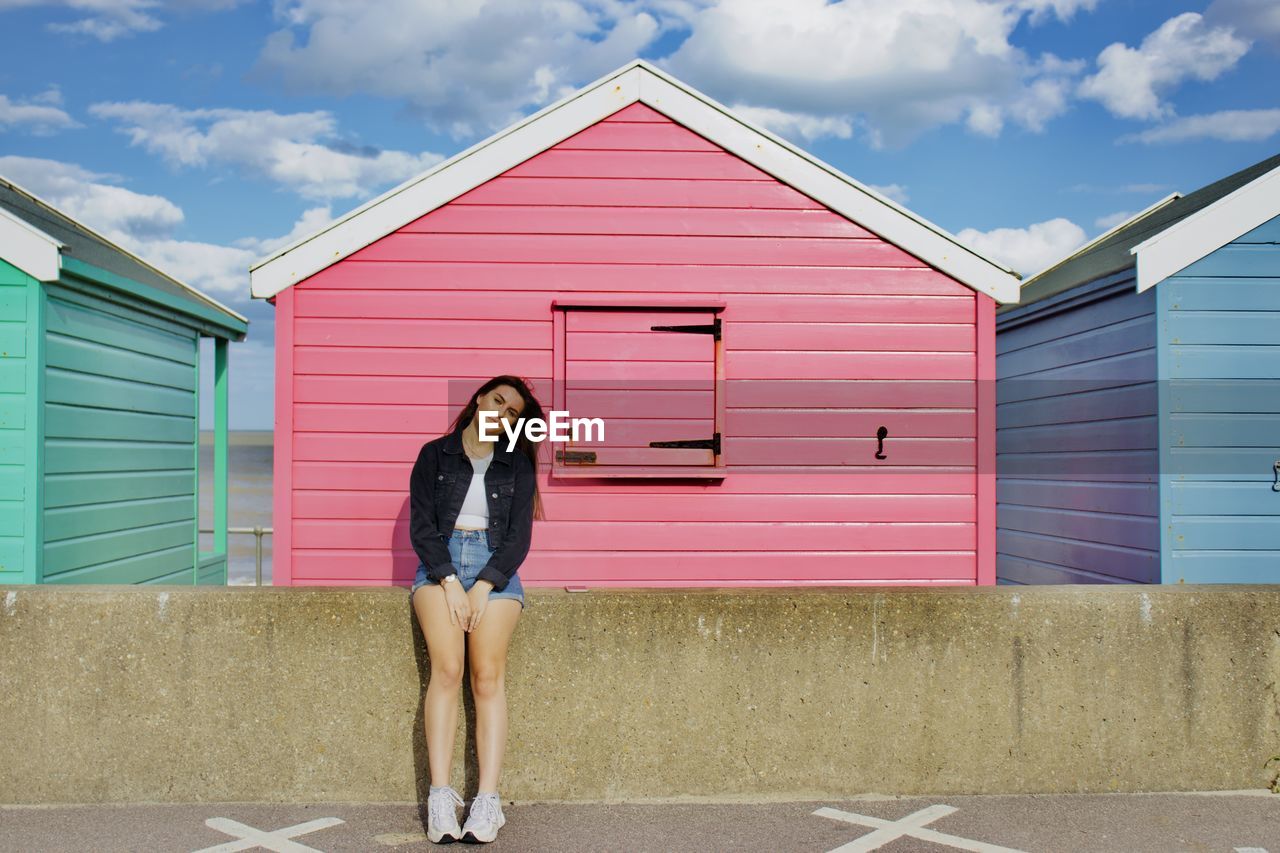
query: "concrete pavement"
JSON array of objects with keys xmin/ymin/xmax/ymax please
[{"xmin": 2, "ymin": 790, "xmax": 1277, "ymax": 852}]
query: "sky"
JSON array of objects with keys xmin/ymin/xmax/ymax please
[{"xmin": 1, "ymin": 0, "xmax": 1278, "ymax": 429}]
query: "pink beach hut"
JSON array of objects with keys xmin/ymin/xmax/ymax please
[{"xmin": 249, "ymin": 60, "xmax": 1021, "ymax": 589}]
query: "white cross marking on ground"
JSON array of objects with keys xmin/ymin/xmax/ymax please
[
  {"xmin": 814, "ymin": 804, "xmax": 1028, "ymax": 853},
  {"xmin": 191, "ymin": 816, "xmax": 345, "ymax": 852}
]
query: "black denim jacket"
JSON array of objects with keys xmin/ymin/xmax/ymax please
[{"xmin": 409, "ymin": 421, "xmax": 536, "ymax": 592}]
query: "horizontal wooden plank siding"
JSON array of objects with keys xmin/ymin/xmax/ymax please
[
  {"xmin": 1159, "ymin": 212, "xmax": 1280, "ymax": 583},
  {"xmin": 0, "ymin": 260, "xmax": 32, "ymax": 583},
  {"xmin": 285, "ymin": 103, "xmax": 983, "ymax": 588},
  {"xmin": 41, "ymin": 284, "xmax": 198, "ymax": 584},
  {"xmin": 996, "ymin": 279, "xmax": 1160, "ymax": 584}
]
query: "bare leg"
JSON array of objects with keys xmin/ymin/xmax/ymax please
[
  {"xmin": 413, "ymin": 584, "xmax": 466, "ymax": 787},
  {"xmin": 466, "ymin": 599, "xmax": 523, "ymax": 793}
]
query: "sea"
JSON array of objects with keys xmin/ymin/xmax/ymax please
[{"xmin": 198, "ymin": 431, "xmax": 274, "ymax": 585}]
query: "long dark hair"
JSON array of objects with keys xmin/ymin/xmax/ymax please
[{"xmin": 446, "ymin": 375, "xmax": 546, "ymax": 521}]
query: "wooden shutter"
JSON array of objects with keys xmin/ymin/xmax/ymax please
[{"xmin": 559, "ymin": 308, "xmax": 719, "ymax": 467}]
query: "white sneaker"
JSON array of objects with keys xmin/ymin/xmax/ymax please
[
  {"xmin": 461, "ymin": 791, "xmax": 506, "ymax": 843},
  {"xmin": 427, "ymin": 785, "xmax": 464, "ymax": 844}
]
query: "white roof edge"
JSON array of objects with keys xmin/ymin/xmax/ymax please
[
  {"xmin": 0, "ymin": 204, "xmax": 62, "ymax": 281},
  {"xmin": 0, "ymin": 173, "xmax": 248, "ymax": 325},
  {"xmin": 1017, "ymin": 192, "xmax": 1182, "ymax": 289},
  {"xmin": 250, "ymin": 58, "xmax": 1022, "ymax": 303},
  {"xmin": 249, "ymin": 61, "xmax": 647, "ymax": 279},
  {"xmin": 633, "ymin": 60, "xmax": 1021, "ymax": 301},
  {"xmin": 1131, "ymin": 161, "xmax": 1280, "ymax": 292}
]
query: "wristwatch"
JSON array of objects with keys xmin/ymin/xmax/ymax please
[{"xmin": 441, "ymin": 573, "xmax": 459, "ymax": 585}]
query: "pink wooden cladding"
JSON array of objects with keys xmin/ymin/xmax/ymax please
[
  {"xmin": 347, "ymin": 234, "xmax": 918, "ymax": 266},
  {"xmin": 279, "ymin": 101, "xmax": 986, "ymax": 587},
  {"xmin": 399, "ymin": 206, "xmax": 874, "ymax": 237},
  {"xmin": 273, "ymin": 287, "xmax": 295, "ymax": 585},
  {"xmin": 301, "ymin": 267, "xmax": 967, "ymax": 297}
]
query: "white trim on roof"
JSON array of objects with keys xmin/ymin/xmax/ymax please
[
  {"xmin": 0, "ymin": 205, "xmax": 62, "ymax": 282},
  {"xmin": 1131, "ymin": 161, "xmax": 1280, "ymax": 292},
  {"xmin": 1017, "ymin": 192, "xmax": 1181, "ymax": 289},
  {"xmin": 250, "ymin": 59, "xmax": 1021, "ymax": 303},
  {"xmin": 0, "ymin": 174, "xmax": 248, "ymax": 324}
]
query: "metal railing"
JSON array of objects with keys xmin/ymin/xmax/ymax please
[{"xmin": 200, "ymin": 526, "xmax": 273, "ymax": 586}]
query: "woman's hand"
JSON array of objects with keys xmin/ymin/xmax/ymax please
[
  {"xmin": 444, "ymin": 582, "xmax": 471, "ymax": 629},
  {"xmin": 466, "ymin": 581, "xmax": 493, "ymax": 631}
]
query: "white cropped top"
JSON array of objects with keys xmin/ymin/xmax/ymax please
[{"xmin": 454, "ymin": 450, "xmax": 493, "ymax": 529}]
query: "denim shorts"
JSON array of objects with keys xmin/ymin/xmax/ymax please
[{"xmin": 411, "ymin": 528, "xmax": 525, "ymax": 610}]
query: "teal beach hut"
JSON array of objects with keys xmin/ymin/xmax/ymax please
[
  {"xmin": 0, "ymin": 176, "xmax": 247, "ymax": 585},
  {"xmin": 995, "ymin": 153, "xmax": 1280, "ymax": 584}
]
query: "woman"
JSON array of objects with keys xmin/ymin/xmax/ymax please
[{"xmin": 408, "ymin": 375, "xmax": 546, "ymax": 844}]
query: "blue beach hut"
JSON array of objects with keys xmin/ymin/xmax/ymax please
[
  {"xmin": 995, "ymin": 153, "xmax": 1280, "ymax": 584},
  {"xmin": 0, "ymin": 175, "xmax": 247, "ymax": 585}
]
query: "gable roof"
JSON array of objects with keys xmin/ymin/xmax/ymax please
[
  {"xmin": 0, "ymin": 174, "xmax": 248, "ymax": 334},
  {"xmin": 1131, "ymin": 156, "xmax": 1280, "ymax": 292},
  {"xmin": 249, "ymin": 59, "xmax": 1021, "ymax": 303},
  {"xmin": 1019, "ymin": 191, "xmax": 1181, "ymax": 285},
  {"xmin": 1007, "ymin": 150, "xmax": 1280, "ymax": 311}
]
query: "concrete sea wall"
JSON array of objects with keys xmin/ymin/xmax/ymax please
[{"xmin": 1, "ymin": 585, "xmax": 1278, "ymax": 803}]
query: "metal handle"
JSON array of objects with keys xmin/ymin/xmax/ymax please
[
  {"xmin": 875, "ymin": 426, "xmax": 888, "ymax": 460},
  {"xmin": 1273, "ymin": 460, "xmax": 1280, "ymax": 492}
]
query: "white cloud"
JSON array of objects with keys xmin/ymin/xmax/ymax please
[
  {"xmin": 252, "ymin": 0, "xmax": 1093, "ymax": 146},
  {"xmin": 132, "ymin": 238, "xmax": 259, "ymax": 295},
  {"xmin": 111, "ymin": 206, "xmax": 331, "ymax": 297},
  {"xmin": 955, "ymin": 217, "xmax": 1087, "ymax": 277},
  {"xmin": 113, "ymin": 203, "xmax": 331, "ymax": 296},
  {"xmin": 132, "ymin": 207, "xmax": 327, "ymax": 296},
  {"xmin": 88, "ymin": 101, "xmax": 443, "ymax": 200},
  {"xmin": 1120, "ymin": 108, "xmax": 1280, "ymax": 144},
  {"xmin": 1206, "ymin": 0, "xmax": 1280, "ymax": 52},
  {"xmin": 1016, "ymin": 0, "xmax": 1098, "ymax": 24},
  {"xmin": 867, "ymin": 183, "xmax": 910, "ymax": 205},
  {"xmin": 965, "ymin": 61, "xmax": 1080, "ymax": 138},
  {"xmin": 1094, "ymin": 210, "xmax": 1134, "ymax": 231},
  {"xmin": 255, "ymin": 0, "xmax": 668, "ymax": 139},
  {"xmin": 966, "ymin": 102, "xmax": 1005, "ymax": 137},
  {"xmin": 1078, "ymin": 12, "xmax": 1251, "ymax": 120},
  {"xmin": 0, "ymin": 154, "xmax": 327, "ymax": 297},
  {"xmin": 0, "ymin": 155, "xmax": 183, "ymax": 237},
  {"xmin": 1000, "ymin": 53, "xmax": 1083, "ymax": 132},
  {"xmin": 48, "ymin": 1, "xmax": 161, "ymax": 40},
  {"xmin": 731, "ymin": 104, "xmax": 853, "ymax": 142},
  {"xmin": 660, "ymin": 0, "xmax": 1092, "ymax": 148},
  {"xmin": 0, "ymin": 88, "xmax": 78, "ymax": 134},
  {"xmin": 0, "ymin": 0, "xmax": 247, "ymax": 41}
]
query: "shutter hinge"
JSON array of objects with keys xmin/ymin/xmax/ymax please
[
  {"xmin": 649, "ymin": 317, "xmax": 720, "ymax": 341},
  {"xmin": 648, "ymin": 432, "xmax": 720, "ymax": 455}
]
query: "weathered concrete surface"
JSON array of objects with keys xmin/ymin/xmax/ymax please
[
  {"xmin": 0, "ymin": 584, "xmax": 1277, "ymax": 804},
  {"xmin": 2, "ymin": 792, "xmax": 1279, "ymax": 851}
]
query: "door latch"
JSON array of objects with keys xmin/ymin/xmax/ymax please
[
  {"xmin": 1273, "ymin": 459, "xmax": 1279, "ymax": 492},
  {"xmin": 875, "ymin": 426, "xmax": 888, "ymax": 460}
]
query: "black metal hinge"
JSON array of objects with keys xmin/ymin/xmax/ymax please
[
  {"xmin": 649, "ymin": 432, "xmax": 721, "ymax": 455},
  {"xmin": 650, "ymin": 317, "xmax": 721, "ymax": 341}
]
